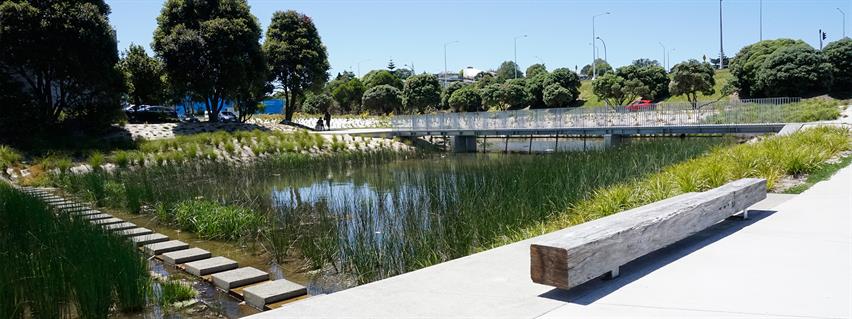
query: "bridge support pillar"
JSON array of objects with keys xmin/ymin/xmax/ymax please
[
  {"xmin": 603, "ymin": 134, "xmax": 624, "ymax": 148},
  {"xmin": 453, "ymin": 136, "xmax": 477, "ymax": 153}
]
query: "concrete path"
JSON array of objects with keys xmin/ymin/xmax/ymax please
[{"xmin": 248, "ymin": 166, "xmax": 851, "ymax": 319}]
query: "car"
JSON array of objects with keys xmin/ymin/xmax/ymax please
[
  {"xmin": 126, "ymin": 105, "xmax": 179, "ymax": 123},
  {"xmin": 218, "ymin": 111, "xmax": 238, "ymax": 123},
  {"xmin": 626, "ymin": 100, "xmax": 656, "ymax": 112},
  {"xmin": 181, "ymin": 116, "xmax": 201, "ymax": 123}
]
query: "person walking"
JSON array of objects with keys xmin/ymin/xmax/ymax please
[
  {"xmin": 315, "ymin": 117, "xmax": 325, "ymax": 131},
  {"xmin": 323, "ymin": 111, "xmax": 332, "ymax": 130}
]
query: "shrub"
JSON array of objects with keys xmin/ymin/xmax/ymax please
[{"xmin": 170, "ymin": 200, "xmax": 265, "ymax": 240}]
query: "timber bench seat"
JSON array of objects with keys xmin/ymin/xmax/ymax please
[{"xmin": 530, "ymin": 178, "xmax": 766, "ymax": 290}]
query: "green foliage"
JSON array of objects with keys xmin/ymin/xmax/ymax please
[
  {"xmin": 0, "ymin": 0, "xmax": 125, "ymax": 136},
  {"xmin": 157, "ymin": 280, "xmax": 196, "ymax": 306},
  {"xmin": 632, "ymin": 58, "xmax": 661, "ymax": 68},
  {"xmin": 120, "ymin": 44, "xmax": 165, "ymax": 106},
  {"xmin": 263, "ymin": 10, "xmax": 329, "ymax": 121},
  {"xmin": 495, "ymin": 61, "xmax": 523, "ymax": 81},
  {"xmin": 756, "ymin": 45, "xmax": 833, "ymax": 97},
  {"xmin": 363, "ymin": 70, "xmax": 403, "ymax": 90},
  {"xmin": 328, "ymin": 76, "xmax": 365, "ymax": 113},
  {"xmin": 669, "ymin": 59, "xmax": 716, "ymax": 109},
  {"xmin": 170, "ymin": 200, "xmax": 264, "ymax": 241},
  {"xmin": 302, "ymin": 92, "xmax": 336, "ymax": 114},
  {"xmin": 785, "ymin": 153, "xmax": 852, "ymax": 194},
  {"xmin": 88, "ymin": 151, "xmax": 105, "ymax": 170},
  {"xmin": 618, "ymin": 64, "xmax": 669, "ymax": 100},
  {"xmin": 402, "ymin": 73, "xmax": 441, "ymax": 113},
  {"xmin": 441, "ymin": 81, "xmax": 468, "ymax": 109},
  {"xmin": 448, "ymin": 86, "xmax": 482, "ymax": 112},
  {"xmin": 543, "ymin": 84, "xmax": 573, "ymax": 108},
  {"xmin": 525, "ymin": 72, "xmax": 549, "ymax": 107},
  {"xmin": 499, "ymin": 79, "xmax": 533, "ymax": 110},
  {"xmin": 362, "ymin": 85, "xmax": 403, "ymax": 114},
  {"xmin": 581, "ymin": 58, "xmax": 613, "ymax": 78},
  {"xmin": 591, "ymin": 72, "xmax": 648, "ymax": 107},
  {"xmin": 525, "ymin": 63, "xmax": 547, "ymax": 78},
  {"xmin": 729, "ymin": 39, "xmax": 812, "ymax": 98},
  {"xmin": 479, "ymin": 83, "xmax": 503, "ymax": 110},
  {"xmin": 823, "ymin": 38, "xmax": 852, "ymax": 94},
  {"xmin": 0, "ymin": 145, "xmax": 22, "ymax": 171}
]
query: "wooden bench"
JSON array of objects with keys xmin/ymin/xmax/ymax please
[{"xmin": 530, "ymin": 178, "xmax": 766, "ymax": 290}]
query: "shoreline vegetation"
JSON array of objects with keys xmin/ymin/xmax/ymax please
[{"xmin": 21, "ymin": 126, "xmax": 849, "ymax": 289}]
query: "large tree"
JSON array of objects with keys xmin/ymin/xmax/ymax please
[
  {"xmin": 263, "ymin": 10, "xmax": 329, "ymax": 121},
  {"xmin": 755, "ymin": 45, "xmax": 832, "ymax": 98},
  {"xmin": 328, "ymin": 76, "xmax": 365, "ymax": 113},
  {"xmin": 821, "ymin": 38, "xmax": 851, "ymax": 95},
  {"xmin": 402, "ymin": 74, "xmax": 441, "ymax": 113},
  {"xmin": 728, "ymin": 39, "xmax": 806, "ymax": 98},
  {"xmin": 496, "ymin": 61, "xmax": 523, "ymax": 81},
  {"xmin": 0, "ymin": 0, "xmax": 124, "ymax": 133},
  {"xmin": 543, "ymin": 84, "xmax": 573, "ymax": 108},
  {"xmin": 525, "ymin": 63, "xmax": 547, "ymax": 78},
  {"xmin": 441, "ymin": 81, "xmax": 467, "ymax": 109},
  {"xmin": 544, "ymin": 68, "xmax": 581, "ymax": 100},
  {"xmin": 448, "ymin": 86, "xmax": 482, "ymax": 112},
  {"xmin": 154, "ymin": 0, "xmax": 265, "ymax": 122},
  {"xmin": 361, "ymin": 84, "xmax": 402, "ymax": 115},
  {"xmin": 669, "ymin": 60, "xmax": 716, "ymax": 109},
  {"xmin": 363, "ymin": 70, "xmax": 402, "ymax": 89},
  {"xmin": 119, "ymin": 44, "xmax": 165, "ymax": 108},
  {"xmin": 499, "ymin": 79, "xmax": 532, "ymax": 110},
  {"xmin": 591, "ymin": 73, "xmax": 648, "ymax": 107},
  {"xmin": 618, "ymin": 64, "xmax": 669, "ymax": 100},
  {"xmin": 581, "ymin": 59, "xmax": 612, "ymax": 78}
]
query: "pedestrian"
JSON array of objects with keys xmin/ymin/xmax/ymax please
[
  {"xmin": 324, "ymin": 111, "xmax": 332, "ymax": 130},
  {"xmin": 315, "ymin": 117, "xmax": 324, "ymax": 131}
]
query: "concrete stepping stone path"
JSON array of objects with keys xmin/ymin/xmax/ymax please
[
  {"xmin": 131, "ymin": 233, "xmax": 170, "ymax": 247},
  {"xmin": 144, "ymin": 240, "xmax": 189, "ymax": 255},
  {"xmin": 117, "ymin": 227, "xmax": 153, "ymax": 237},
  {"xmin": 211, "ymin": 267, "xmax": 269, "ymax": 290},
  {"xmin": 184, "ymin": 256, "xmax": 238, "ymax": 276},
  {"xmin": 162, "ymin": 247, "xmax": 211, "ymax": 265},
  {"xmin": 91, "ymin": 217, "xmax": 124, "ymax": 225},
  {"xmin": 103, "ymin": 222, "xmax": 136, "ymax": 231},
  {"xmin": 81, "ymin": 213, "xmax": 112, "ymax": 220},
  {"xmin": 243, "ymin": 279, "xmax": 307, "ymax": 310}
]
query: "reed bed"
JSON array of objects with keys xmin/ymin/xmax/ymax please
[{"xmin": 0, "ymin": 183, "xmax": 149, "ymax": 318}]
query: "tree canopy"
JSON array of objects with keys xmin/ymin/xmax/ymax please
[
  {"xmin": 543, "ymin": 84, "xmax": 573, "ymax": 108},
  {"xmin": 631, "ymin": 58, "xmax": 660, "ymax": 68},
  {"xmin": 617, "ymin": 64, "xmax": 669, "ymax": 100},
  {"xmin": 263, "ymin": 10, "xmax": 329, "ymax": 121},
  {"xmin": 0, "ymin": 0, "xmax": 124, "ymax": 136},
  {"xmin": 363, "ymin": 70, "xmax": 403, "ymax": 90},
  {"xmin": 119, "ymin": 44, "xmax": 165, "ymax": 108},
  {"xmin": 591, "ymin": 73, "xmax": 648, "ymax": 107},
  {"xmin": 669, "ymin": 59, "xmax": 716, "ymax": 109},
  {"xmin": 402, "ymin": 74, "xmax": 441, "ymax": 113},
  {"xmin": 361, "ymin": 84, "xmax": 402, "ymax": 115},
  {"xmin": 581, "ymin": 59, "xmax": 612, "ymax": 78},
  {"xmin": 441, "ymin": 82, "xmax": 468, "ymax": 109},
  {"xmin": 302, "ymin": 92, "xmax": 335, "ymax": 114},
  {"xmin": 755, "ymin": 45, "xmax": 832, "ymax": 97},
  {"xmin": 729, "ymin": 39, "xmax": 807, "ymax": 98},
  {"xmin": 496, "ymin": 61, "xmax": 523, "ymax": 81},
  {"xmin": 525, "ymin": 63, "xmax": 547, "ymax": 78},
  {"xmin": 328, "ymin": 76, "xmax": 365, "ymax": 113},
  {"xmin": 821, "ymin": 38, "xmax": 851, "ymax": 95},
  {"xmin": 448, "ymin": 86, "xmax": 482, "ymax": 112}
]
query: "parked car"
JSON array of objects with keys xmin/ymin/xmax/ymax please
[
  {"xmin": 126, "ymin": 105, "xmax": 179, "ymax": 123},
  {"xmin": 181, "ymin": 115, "xmax": 201, "ymax": 123},
  {"xmin": 626, "ymin": 100, "xmax": 656, "ymax": 112},
  {"xmin": 218, "ymin": 111, "xmax": 238, "ymax": 123}
]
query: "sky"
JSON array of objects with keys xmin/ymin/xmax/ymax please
[{"xmin": 108, "ymin": 0, "xmax": 851, "ymax": 77}]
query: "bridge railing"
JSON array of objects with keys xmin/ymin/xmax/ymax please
[{"xmin": 392, "ymin": 97, "xmax": 800, "ymax": 131}]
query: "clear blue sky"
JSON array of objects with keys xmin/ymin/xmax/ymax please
[{"xmin": 108, "ymin": 0, "xmax": 850, "ymax": 76}]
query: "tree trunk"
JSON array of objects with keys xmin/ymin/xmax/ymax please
[{"xmin": 284, "ymin": 90, "xmax": 297, "ymax": 122}]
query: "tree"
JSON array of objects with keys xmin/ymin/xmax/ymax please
[
  {"xmin": 544, "ymin": 68, "xmax": 581, "ymax": 99},
  {"xmin": 328, "ymin": 77, "xmax": 365, "ymax": 113},
  {"xmin": 496, "ymin": 61, "xmax": 523, "ymax": 81},
  {"xmin": 499, "ymin": 79, "xmax": 532, "ymax": 110},
  {"xmin": 387, "ymin": 59, "xmax": 396, "ymax": 71},
  {"xmin": 262, "ymin": 11, "xmax": 328, "ymax": 122},
  {"xmin": 581, "ymin": 59, "xmax": 612, "ymax": 78},
  {"xmin": 669, "ymin": 60, "xmax": 716, "ymax": 109},
  {"xmin": 448, "ymin": 86, "xmax": 482, "ymax": 112},
  {"xmin": 441, "ymin": 81, "xmax": 467, "ymax": 109},
  {"xmin": 729, "ymin": 39, "xmax": 807, "ymax": 98},
  {"xmin": 756, "ymin": 45, "xmax": 832, "ymax": 97},
  {"xmin": 479, "ymin": 84, "xmax": 503, "ymax": 110},
  {"xmin": 525, "ymin": 72, "xmax": 549, "ymax": 108},
  {"xmin": 592, "ymin": 73, "xmax": 648, "ymax": 107},
  {"xmin": 302, "ymin": 92, "xmax": 335, "ymax": 114},
  {"xmin": 543, "ymin": 84, "xmax": 573, "ymax": 108},
  {"xmin": 618, "ymin": 64, "xmax": 669, "ymax": 100},
  {"xmin": 632, "ymin": 58, "xmax": 660, "ymax": 68},
  {"xmin": 402, "ymin": 74, "xmax": 441, "ymax": 113},
  {"xmin": 363, "ymin": 70, "xmax": 402, "ymax": 89},
  {"xmin": 525, "ymin": 63, "xmax": 547, "ymax": 78},
  {"xmin": 154, "ymin": 0, "xmax": 266, "ymax": 122},
  {"xmin": 821, "ymin": 38, "xmax": 852, "ymax": 95},
  {"xmin": 0, "ymin": 0, "xmax": 124, "ymax": 133},
  {"xmin": 361, "ymin": 85, "xmax": 402, "ymax": 114},
  {"xmin": 393, "ymin": 68, "xmax": 413, "ymax": 80},
  {"xmin": 119, "ymin": 44, "xmax": 165, "ymax": 107}
]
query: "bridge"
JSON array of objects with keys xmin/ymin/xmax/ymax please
[{"xmin": 375, "ymin": 98, "xmax": 800, "ymax": 152}]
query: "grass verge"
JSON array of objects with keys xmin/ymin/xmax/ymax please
[{"xmin": 784, "ymin": 152, "xmax": 852, "ymax": 194}]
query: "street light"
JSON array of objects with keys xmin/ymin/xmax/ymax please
[
  {"xmin": 658, "ymin": 42, "xmax": 666, "ymax": 71},
  {"xmin": 839, "ymin": 8, "xmax": 847, "ymax": 38},
  {"xmin": 667, "ymin": 48, "xmax": 675, "ymax": 71},
  {"xmin": 513, "ymin": 34, "xmax": 528, "ymax": 79},
  {"xmin": 443, "ymin": 41, "xmax": 459, "ymax": 87},
  {"xmin": 719, "ymin": 0, "xmax": 725, "ymax": 69},
  {"xmin": 356, "ymin": 59, "xmax": 370, "ymax": 78},
  {"xmin": 592, "ymin": 12, "xmax": 610, "ymax": 80},
  {"xmin": 596, "ymin": 36, "xmax": 608, "ymax": 63},
  {"xmin": 759, "ymin": 0, "xmax": 763, "ymax": 41}
]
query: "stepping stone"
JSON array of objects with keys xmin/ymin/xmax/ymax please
[
  {"xmin": 81, "ymin": 213, "xmax": 112, "ymax": 220},
  {"xmin": 91, "ymin": 217, "xmax": 124, "ymax": 225},
  {"xmin": 117, "ymin": 227, "xmax": 153, "ymax": 237},
  {"xmin": 144, "ymin": 240, "xmax": 189, "ymax": 255},
  {"xmin": 211, "ymin": 267, "xmax": 269, "ymax": 290},
  {"xmin": 184, "ymin": 256, "xmax": 238, "ymax": 276},
  {"xmin": 72, "ymin": 210, "xmax": 101, "ymax": 216},
  {"xmin": 243, "ymin": 279, "xmax": 307, "ymax": 309},
  {"xmin": 103, "ymin": 222, "xmax": 136, "ymax": 231},
  {"xmin": 131, "ymin": 233, "xmax": 169, "ymax": 247},
  {"xmin": 162, "ymin": 247, "xmax": 211, "ymax": 265}
]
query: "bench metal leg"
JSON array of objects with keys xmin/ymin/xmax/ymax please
[{"xmin": 604, "ymin": 267, "xmax": 620, "ymax": 280}]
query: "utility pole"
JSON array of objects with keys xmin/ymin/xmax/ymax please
[
  {"xmin": 513, "ymin": 34, "xmax": 527, "ymax": 79},
  {"xmin": 760, "ymin": 0, "xmax": 763, "ymax": 41},
  {"xmin": 658, "ymin": 42, "xmax": 666, "ymax": 72},
  {"xmin": 839, "ymin": 8, "xmax": 847, "ymax": 38},
  {"xmin": 592, "ymin": 12, "xmax": 610, "ymax": 80},
  {"xmin": 443, "ymin": 41, "xmax": 459, "ymax": 87},
  {"xmin": 719, "ymin": 0, "xmax": 725, "ymax": 69}
]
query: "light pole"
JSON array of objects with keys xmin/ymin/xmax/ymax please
[
  {"xmin": 760, "ymin": 0, "xmax": 763, "ymax": 41},
  {"xmin": 658, "ymin": 42, "xmax": 666, "ymax": 71},
  {"xmin": 667, "ymin": 48, "xmax": 675, "ymax": 71},
  {"xmin": 443, "ymin": 41, "xmax": 459, "ymax": 87},
  {"xmin": 592, "ymin": 12, "xmax": 610, "ymax": 80},
  {"xmin": 839, "ymin": 8, "xmax": 847, "ymax": 38},
  {"xmin": 596, "ymin": 36, "xmax": 608, "ymax": 63},
  {"xmin": 513, "ymin": 34, "xmax": 527, "ymax": 79},
  {"xmin": 356, "ymin": 59, "xmax": 370, "ymax": 78},
  {"xmin": 719, "ymin": 0, "xmax": 725, "ymax": 69}
]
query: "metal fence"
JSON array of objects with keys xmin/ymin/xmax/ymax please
[{"xmin": 392, "ymin": 97, "xmax": 801, "ymax": 131}]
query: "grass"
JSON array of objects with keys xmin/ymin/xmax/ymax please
[
  {"xmin": 0, "ymin": 145, "xmax": 22, "ymax": 171},
  {"xmin": 703, "ymin": 99, "xmax": 844, "ymax": 124},
  {"xmin": 156, "ymin": 280, "xmax": 196, "ymax": 306},
  {"xmin": 0, "ymin": 182, "xmax": 149, "ymax": 317},
  {"xmin": 784, "ymin": 152, "xmax": 852, "ymax": 194}
]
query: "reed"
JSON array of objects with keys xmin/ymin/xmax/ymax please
[{"xmin": 156, "ymin": 280, "xmax": 196, "ymax": 306}]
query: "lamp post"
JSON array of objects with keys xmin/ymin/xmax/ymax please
[
  {"xmin": 667, "ymin": 48, "xmax": 675, "ymax": 71},
  {"xmin": 513, "ymin": 34, "xmax": 528, "ymax": 79},
  {"xmin": 759, "ymin": 0, "xmax": 763, "ymax": 41},
  {"xmin": 658, "ymin": 42, "xmax": 666, "ymax": 71},
  {"xmin": 839, "ymin": 8, "xmax": 847, "ymax": 38},
  {"xmin": 719, "ymin": 0, "xmax": 725, "ymax": 69},
  {"xmin": 596, "ymin": 36, "xmax": 608, "ymax": 63},
  {"xmin": 356, "ymin": 59, "xmax": 370, "ymax": 78},
  {"xmin": 443, "ymin": 41, "xmax": 459, "ymax": 87},
  {"xmin": 592, "ymin": 12, "xmax": 610, "ymax": 80}
]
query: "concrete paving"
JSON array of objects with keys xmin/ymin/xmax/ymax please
[
  {"xmin": 184, "ymin": 256, "xmax": 239, "ymax": 276},
  {"xmin": 144, "ymin": 240, "xmax": 189, "ymax": 255},
  {"xmin": 116, "ymin": 227, "xmax": 153, "ymax": 237},
  {"xmin": 130, "ymin": 233, "xmax": 170, "ymax": 247},
  {"xmin": 91, "ymin": 217, "xmax": 124, "ymax": 225},
  {"xmin": 248, "ymin": 166, "xmax": 851, "ymax": 319},
  {"xmin": 80, "ymin": 213, "xmax": 112, "ymax": 220},
  {"xmin": 102, "ymin": 221, "xmax": 136, "ymax": 231},
  {"xmin": 243, "ymin": 279, "xmax": 307, "ymax": 310},
  {"xmin": 161, "ymin": 247, "xmax": 211, "ymax": 265},
  {"xmin": 211, "ymin": 267, "xmax": 269, "ymax": 290}
]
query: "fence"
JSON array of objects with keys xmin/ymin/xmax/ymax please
[{"xmin": 392, "ymin": 97, "xmax": 800, "ymax": 131}]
